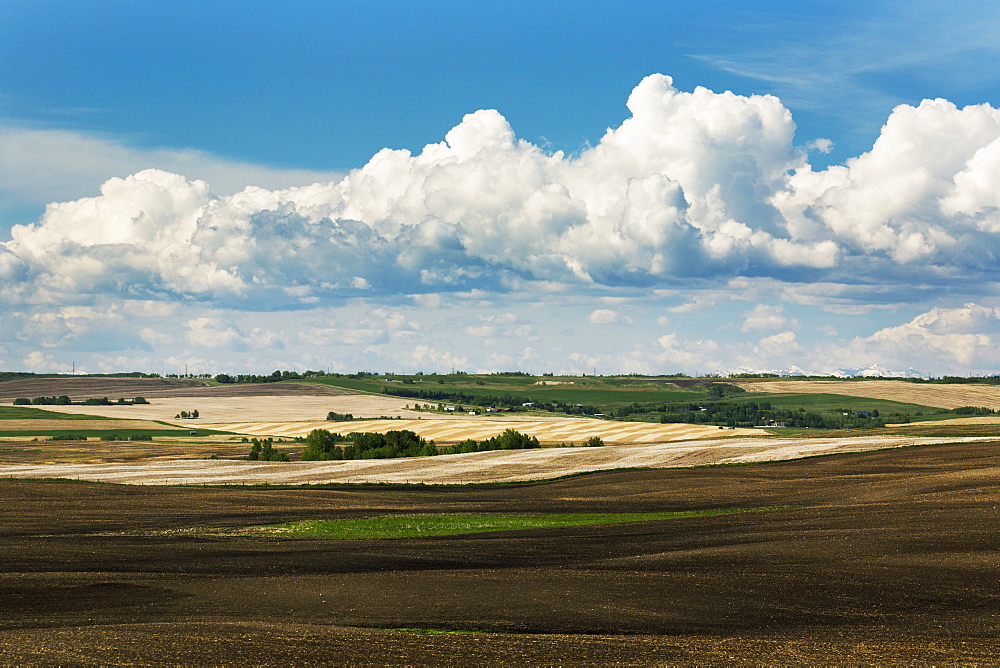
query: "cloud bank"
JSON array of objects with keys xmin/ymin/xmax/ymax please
[{"xmin": 4, "ymin": 74, "xmax": 1000, "ymax": 375}]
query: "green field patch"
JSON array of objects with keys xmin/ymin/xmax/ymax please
[
  {"xmin": 0, "ymin": 406, "xmax": 114, "ymax": 420},
  {"xmin": 294, "ymin": 375, "xmax": 706, "ymax": 405},
  {"xmin": 388, "ymin": 627, "xmax": 494, "ymax": 635},
  {"xmin": 0, "ymin": 428, "xmax": 230, "ymax": 438},
  {"xmin": 728, "ymin": 392, "xmax": 945, "ymax": 416},
  {"xmin": 228, "ymin": 507, "xmax": 785, "ymax": 539},
  {"xmin": 727, "ymin": 392, "xmax": 957, "ymax": 426}
]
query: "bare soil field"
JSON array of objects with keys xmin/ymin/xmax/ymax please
[
  {"xmin": 0, "ymin": 435, "xmax": 990, "ymax": 485},
  {"xmin": 736, "ymin": 378, "xmax": 1000, "ymax": 409},
  {"xmin": 1, "ymin": 441, "xmax": 997, "ymax": 664},
  {"xmin": 0, "ymin": 435, "xmax": 245, "ymax": 465}
]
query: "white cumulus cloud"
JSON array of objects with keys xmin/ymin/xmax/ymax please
[{"xmin": 588, "ymin": 309, "xmax": 618, "ymax": 324}]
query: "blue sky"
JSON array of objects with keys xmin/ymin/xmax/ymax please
[{"xmin": 2, "ymin": 1, "xmax": 1000, "ymax": 376}]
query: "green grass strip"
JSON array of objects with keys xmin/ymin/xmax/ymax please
[
  {"xmin": 0, "ymin": 429, "xmax": 216, "ymax": 437},
  {"xmin": 240, "ymin": 507, "xmax": 785, "ymax": 539}
]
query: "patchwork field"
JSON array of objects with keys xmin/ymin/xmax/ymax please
[
  {"xmin": 736, "ymin": 379, "xmax": 1000, "ymax": 409},
  {"xmin": 0, "ymin": 434, "xmax": 989, "ymax": 485}
]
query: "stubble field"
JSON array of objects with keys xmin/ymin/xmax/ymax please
[{"xmin": 736, "ymin": 378, "xmax": 1000, "ymax": 409}]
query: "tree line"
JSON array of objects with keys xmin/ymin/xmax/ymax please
[{"xmin": 14, "ymin": 396, "xmax": 149, "ymax": 406}]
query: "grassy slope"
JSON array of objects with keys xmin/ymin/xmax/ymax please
[
  {"xmin": 206, "ymin": 508, "xmax": 784, "ymax": 539},
  {"xmin": 295, "ymin": 375, "xmax": 707, "ymax": 405},
  {"xmin": 724, "ymin": 392, "xmax": 955, "ymax": 420}
]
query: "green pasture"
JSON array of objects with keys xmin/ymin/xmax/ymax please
[
  {"xmin": 295, "ymin": 375, "xmax": 706, "ymax": 405},
  {"xmin": 229, "ymin": 507, "xmax": 785, "ymax": 539},
  {"xmin": 726, "ymin": 392, "xmax": 952, "ymax": 419}
]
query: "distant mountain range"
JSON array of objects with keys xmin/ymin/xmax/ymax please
[{"xmin": 726, "ymin": 363, "xmax": 929, "ymax": 379}]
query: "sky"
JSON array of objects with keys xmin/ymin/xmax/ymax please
[{"xmin": 2, "ymin": 0, "xmax": 1000, "ymax": 377}]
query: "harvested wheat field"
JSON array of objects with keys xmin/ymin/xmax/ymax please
[
  {"xmin": 894, "ymin": 415, "xmax": 1000, "ymax": 426},
  {"xmin": 0, "ymin": 435, "xmax": 989, "ymax": 485},
  {"xmin": 735, "ymin": 379, "xmax": 1000, "ymax": 409},
  {"xmin": 25, "ymin": 394, "xmax": 422, "ymax": 422},
  {"xmin": 200, "ymin": 417, "xmax": 753, "ymax": 442}
]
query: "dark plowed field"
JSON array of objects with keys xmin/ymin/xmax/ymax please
[
  {"xmin": 1, "ymin": 442, "xmax": 998, "ymax": 664},
  {"xmin": 0, "ymin": 377, "xmax": 346, "ymax": 401}
]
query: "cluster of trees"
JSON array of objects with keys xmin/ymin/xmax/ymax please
[
  {"xmin": 14, "ymin": 396, "xmax": 149, "ymax": 406},
  {"xmin": 175, "ymin": 410, "xmax": 199, "ymax": 419},
  {"xmin": 99, "ymin": 434, "xmax": 153, "ymax": 441},
  {"xmin": 953, "ymin": 406, "xmax": 995, "ymax": 415},
  {"xmin": 326, "ymin": 411, "xmax": 354, "ymax": 421},
  {"xmin": 438, "ymin": 428, "xmax": 541, "ymax": 455},
  {"xmin": 646, "ymin": 402, "xmax": 888, "ymax": 429},
  {"xmin": 247, "ymin": 437, "xmax": 289, "ymax": 461},
  {"xmin": 214, "ymin": 369, "xmax": 330, "ymax": 384},
  {"xmin": 301, "ymin": 429, "xmax": 438, "ymax": 461},
  {"xmin": 14, "ymin": 396, "xmax": 71, "ymax": 405},
  {"xmin": 382, "ymin": 386, "xmax": 535, "ymax": 408},
  {"xmin": 300, "ymin": 427, "xmax": 546, "ymax": 461}
]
